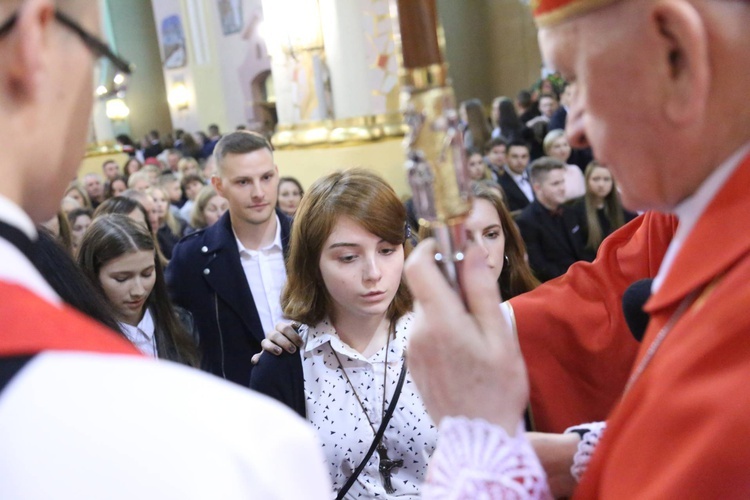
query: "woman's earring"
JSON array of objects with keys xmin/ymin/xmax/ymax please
[{"xmin": 504, "ymin": 254, "xmax": 510, "ymax": 266}]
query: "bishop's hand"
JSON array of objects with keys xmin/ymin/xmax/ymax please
[{"xmin": 404, "ymin": 238, "xmax": 529, "ymax": 435}]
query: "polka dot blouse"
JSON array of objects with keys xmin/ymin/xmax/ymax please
[{"xmin": 300, "ymin": 313, "xmax": 437, "ymax": 498}]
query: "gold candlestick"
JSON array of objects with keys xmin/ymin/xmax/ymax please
[{"xmin": 391, "ymin": 0, "xmax": 472, "ymax": 292}]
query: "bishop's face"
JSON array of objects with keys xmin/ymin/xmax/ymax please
[{"xmin": 538, "ymin": 5, "xmax": 670, "ymax": 210}]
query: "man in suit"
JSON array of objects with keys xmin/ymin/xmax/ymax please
[
  {"xmin": 498, "ymin": 140, "xmax": 535, "ymax": 213},
  {"xmin": 526, "ymin": 93, "xmax": 559, "ymax": 128},
  {"xmin": 167, "ymin": 130, "xmax": 291, "ymax": 386},
  {"xmin": 201, "ymin": 123, "xmax": 222, "ymax": 158},
  {"xmin": 516, "ymin": 156, "xmax": 589, "ymax": 281},
  {"xmin": 0, "ymin": 2, "xmax": 327, "ymax": 497}
]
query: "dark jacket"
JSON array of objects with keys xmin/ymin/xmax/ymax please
[
  {"xmin": 249, "ymin": 350, "xmax": 306, "ymax": 417},
  {"xmin": 516, "ymin": 200, "xmax": 590, "ymax": 282},
  {"xmin": 143, "ymin": 141, "xmax": 164, "ymax": 159},
  {"xmin": 165, "ymin": 209, "xmax": 292, "ymax": 385},
  {"xmin": 156, "ymin": 306, "xmax": 200, "ymax": 366},
  {"xmin": 498, "ymin": 172, "xmax": 533, "ymax": 213}
]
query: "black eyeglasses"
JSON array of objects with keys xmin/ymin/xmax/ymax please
[{"xmin": 0, "ymin": 10, "xmax": 133, "ymax": 76}]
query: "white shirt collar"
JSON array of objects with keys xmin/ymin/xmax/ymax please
[
  {"xmin": 234, "ymin": 214, "xmax": 282, "ymax": 254},
  {"xmin": 653, "ymin": 142, "xmax": 750, "ymax": 293},
  {"xmin": 120, "ymin": 308, "xmax": 156, "ymax": 340},
  {"xmin": 302, "ymin": 314, "xmax": 412, "ymax": 363},
  {"xmin": 0, "ymin": 195, "xmax": 38, "ymax": 240},
  {"xmin": 503, "ymin": 165, "xmax": 528, "ymax": 182},
  {"xmin": 119, "ymin": 309, "xmax": 157, "ymax": 358}
]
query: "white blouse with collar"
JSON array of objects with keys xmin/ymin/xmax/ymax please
[
  {"xmin": 300, "ymin": 312, "xmax": 437, "ymax": 499},
  {"xmin": 119, "ymin": 309, "xmax": 157, "ymax": 358}
]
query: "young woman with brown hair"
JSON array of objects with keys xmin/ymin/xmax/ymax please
[{"xmin": 251, "ymin": 168, "xmax": 436, "ymax": 498}]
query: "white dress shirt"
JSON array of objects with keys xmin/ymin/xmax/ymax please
[
  {"xmin": 119, "ymin": 308, "xmax": 157, "ymax": 358},
  {"xmin": 504, "ymin": 165, "xmax": 535, "ymax": 202},
  {"xmin": 300, "ymin": 313, "xmax": 437, "ymax": 498},
  {"xmin": 235, "ymin": 215, "xmax": 287, "ymax": 335},
  {"xmin": 179, "ymin": 199, "xmax": 195, "ymax": 223}
]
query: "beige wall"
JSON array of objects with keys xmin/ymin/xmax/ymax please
[
  {"xmin": 485, "ymin": 0, "xmax": 543, "ymax": 99},
  {"xmin": 437, "ymin": 0, "xmax": 542, "ymax": 105},
  {"xmin": 274, "ymin": 139, "xmax": 409, "ymax": 199},
  {"xmin": 77, "ymin": 152, "xmax": 130, "ymax": 181}
]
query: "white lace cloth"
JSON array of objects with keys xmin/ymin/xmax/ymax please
[
  {"xmin": 564, "ymin": 421, "xmax": 607, "ymax": 483},
  {"xmin": 423, "ymin": 417, "xmax": 552, "ymax": 499}
]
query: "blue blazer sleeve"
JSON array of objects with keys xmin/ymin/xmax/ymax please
[{"xmin": 249, "ymin": 350, "xmax": 306, "ymax": 419}]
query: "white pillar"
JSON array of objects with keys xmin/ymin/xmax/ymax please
[{"xmin": 319, "ymin": 0, "xmax": 400, "ymax": 118}]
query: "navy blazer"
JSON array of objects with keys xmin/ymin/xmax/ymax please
[
  {"xmin": 165, "ymin": 209, "xmax": 292, "ymax": 385},
  {"xmin": 498, "ymin": 172, "xmax": 533, "ymax": 213},
  {"xmin": 249, "ymin": 350, "xmax": 306, "ymax": 418},
  {"xmin": 516, "ymin": 200, "xmax": 590, "ymax": 282}
]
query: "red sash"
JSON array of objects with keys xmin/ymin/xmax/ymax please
[{"xmin": 0, "ymin": 282, "xmax": 140, "ymax": 357}]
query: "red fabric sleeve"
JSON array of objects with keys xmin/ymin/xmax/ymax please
[
  {"xmin": 509, "ymin": 211, "xmax": 677, "ymax": 432},
  {"xmin": 578, "ymin": 251, "xmax": 750, "ymax": 498}
]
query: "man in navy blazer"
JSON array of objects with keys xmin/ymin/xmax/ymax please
[
  {"xmin": 516, "ymin": 156, "xmax": 590, "ymax": 282},
  {"xmin": 167, "ymin": 131, "xmax": 291, "ymax": 385},
  {"xmin": 498, "ymin": 141, "xmax": 535, "ymax": 213}
]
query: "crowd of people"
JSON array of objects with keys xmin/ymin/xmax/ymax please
[
  {"xmin": 4, "ymin": 0, "xmax": 750, "ymax": 498},
  {"xmin": 454, "ymin": 86, "xmax": 635, "ymax": 282}
]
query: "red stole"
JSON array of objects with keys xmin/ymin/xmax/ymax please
[{"xmin": 0, "ymin": 282, "xmax": 140, "ymax": 357}]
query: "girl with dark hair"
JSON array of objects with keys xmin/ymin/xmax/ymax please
[
  {"xmin": 252, "ymin": 169, "xmax": 436, "ymax": 498},
  {"xmin": 460, "ymin": 98, "xmax": 492, "ymax": 150},
  {"xmin": 123, "ymin": 157, "xmax": 143, "ymax": 180},
  {"xmin": 105, "ymin": 175, "xmax": 128, "ymax": 199},
  {"xmin": 497, "ymin": 96, "xmax": 524, "ymax": 143},
  {"xmin": 414, "ymin": 183, "xmax": 538, "ymax": 300},
  {"xmin": 94, "ymin": 196, "xmax": 153, "ymax": 233},
  {"xmin": 469, "ymin": 183, "xmax": 539, "ymax": 300},
  {"xmin": 78, "ymin": 214, "xmax": 200, "ymax": 367},
  {"xmin": 67, "ymin": 207, "xmax": 93, "ymax": 256},
  {"xmin": 277, "ymin": 176, "xmax": 304, "ymax": 217},
  {"xmin": 466, "ymin": 147, "xmax": 490, "ymax": 181},
  {"xmin": 94, "ymin": 195, "xmax": 169, "ymax": 266},
  {"xmin": 35, "ymin": 228, "xmax": 125, "ymax": 336},
  {"xmin": 577, "ymin": 162, "xmax": 637, "ymax": 259}
]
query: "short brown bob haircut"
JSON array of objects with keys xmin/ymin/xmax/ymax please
[{"xmin": 282, "ymin": 168, "xmax": 413, "ymax": 327}]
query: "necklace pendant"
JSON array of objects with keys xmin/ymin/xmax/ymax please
[{"xmin": 377, "ymin": 443, "xmax": 403, "ymax": 494}]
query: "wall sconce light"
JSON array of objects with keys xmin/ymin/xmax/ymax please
[
  {"xmin": 105, "ymin": 98, "xmax": 130, "ymax": 121},
  {"xmin": 168, "ymin": 83, "xmax": 190, "ymax": 110},
  {"xmin": 96, "ymin": 71, "xmax": 129, "ymax": 100}
]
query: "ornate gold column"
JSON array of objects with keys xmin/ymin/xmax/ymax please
[{"xmin": 391, "ymin": 0, "xmax": 471, "ymax": 291}]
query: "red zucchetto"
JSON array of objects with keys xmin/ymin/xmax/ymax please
[{"xmin": 532, "ymin": 0, "xmax": 623, "ymax": 27}]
